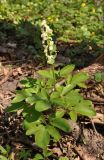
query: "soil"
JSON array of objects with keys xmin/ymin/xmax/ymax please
[{"xmin": 0, "ymin": 42, "xmax": 104, "ymax": 160}]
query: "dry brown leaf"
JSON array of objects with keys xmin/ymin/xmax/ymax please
[
  {"xmin": 12, "ymin": 71, "xmax": 18, "ymax": 76},
  {"xmin": 3, "ymin": 67, "xmax": 9, "ymax": 76},
  {"xmin": 52, "ymin": 147, "xmax": 63, "ymax": 157},
  {"xmin": 17, "ymin": 67, "xmax": 23, "ymax": 75},
  {"xmin": 0, "ymin": 92, "xmax": 4, "ymax": 99}
]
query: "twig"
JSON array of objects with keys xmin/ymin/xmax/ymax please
[
  {"xmin": 1, "ymin": 59, "xmax": 31, "ymax": 64},
  {"xmin": 81, "ymin": 113, "xmax": 104, "ymax": 125},
  {"xmin": 90, "ymin": 119, "xmax": 98, "ymax": 135}
]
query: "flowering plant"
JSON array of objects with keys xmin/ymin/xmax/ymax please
[{"xmin": 41, "ymin": 20, "xmax": 57, "ymax": 65}]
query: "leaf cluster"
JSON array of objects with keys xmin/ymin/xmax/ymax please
[{"xmin": 7, "ymin": 65, "xmax": 96, "ymax": 158}]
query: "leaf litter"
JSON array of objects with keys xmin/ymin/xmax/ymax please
[{"xmin": 0, "ymin": 44, "xmax": 104, "ymax": 160}]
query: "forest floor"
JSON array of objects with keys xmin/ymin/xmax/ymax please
[{"xmin": 0, "ymin": 41, "xmax": 104, "ymax": 160}]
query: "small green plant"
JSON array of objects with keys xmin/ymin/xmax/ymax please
[
  {"xmin": 7, "ymin": 64, "xmax": 96, "ymax": 158},
  {"xmin": 0, "ymin": 145, "xmax": 11, "ymax": 160},
  {"xmin": 18, "ymin": 149, "xmax": 31, "ymax": 160},
  {"xmin": 94, "ymin": 72, "xmax": 104, "ymax": 82},
  {"xmin": 33, "ymin": 152, "xmax": 52, "ymax": 160},
  {"xmin": 6, "ymin": 21, "xmax": 96, "ymax": 159}
]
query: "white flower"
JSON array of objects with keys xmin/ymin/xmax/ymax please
[
  {"xmin": 49, "ymin": 44, "xmax": 53, "ymax": 51},
  {"xmin": 40, "ymin": 20, "xmax": 57, "ymax": 64},
  {"xmin": 41, "ymin": 20, "xmax": 47, "ymax": 26},
  {"xmin": 46, "ymin": 26, "xmax": 52, "ymax": 34},
  {"xmin": 44, "ymin": 46, "xmax": 48, "ymax": 54},
  {"xmin": 49, "ymin": 40, "xmax": 54, "ymax": 46},
  {"xmin": 41, "ymin": 32, "xmax": 47, "ymax": 38},
  {"xmin": 47, "ymin": 55, "xmax": 55, "ymax": 64}
]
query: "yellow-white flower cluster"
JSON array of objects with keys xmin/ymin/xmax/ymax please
[{"xmin": 41, "ymin": 20, "xmax": 57, "ymax": 64}]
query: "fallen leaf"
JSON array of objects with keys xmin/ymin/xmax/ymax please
[
  {"xmin": 52, "ymin": 147, "xmax": 63, "ymax": 157},
  {"xmin": 17, "ymin": 67, "xmax": 23, "ymax": 75}
]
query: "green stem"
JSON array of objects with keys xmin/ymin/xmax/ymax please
[{"xmin": 51, "ymin": 64, "xmax": 56, "ymax": 86}]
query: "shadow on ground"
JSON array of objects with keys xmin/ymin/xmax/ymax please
[{"xmin": 0, "ymin": 19, "xmax": 104, "ymax": 68}]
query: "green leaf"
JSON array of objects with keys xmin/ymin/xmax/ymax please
[
  {"xmin": 46, "ymin": 125, "xmax": 61, "ymax": 141},
  {"xmin": 6, "ymin": 102, "xmax": 25, "ymax": 112},
  {"xmin": 95, "ymin": 72, "xmax": 103, "ymax": 82},
  {"xmin": 39, "ymin": 89, "xmax": 48, "ymax": 100},
  {"xmin": 50, "ymin": 98, "xmax": 65, "ymax": 106},
  {"xmin": 101, "ymin": 73, "xmax": 104, "ymax": 80},
  {"xmin": 35, "ymin": 125, "xmax": 50, "ymax": 148},
  {"xmin": 12, "ymin": 89, "xmax": 32, "ymax": 103},
  {"xmin": 5, "ymin": 145, "xmax": 10, "ymax": 154},
  {"xmin": 65, "ymin": 90, "xmax": 83, "ymax": 107},
  {"xmin": 12, "ymin": 94, "xmax": 26, "ymax": 103},
  {"xmin": 69, "ymin": 111, "xmax": 77, "ymax": 122},
  {"xmin": 77, "ymin": 82, "xmax": 87, "ymax": 88},
  {"xmin": 0, "ymin": 155, "xmax": 8, "ymax": 160},
  {"xmin": 59, "ymin": 156, "xmax": 69, "ymax": 160},
  {"xmin": 0, "ymin": 146, "xmax": 7, "ymax": 155},
  {"xmin": 16, "ymin": 89, "xmax": 32, "ymax": 97},
  {"xmin": 56, "ymin": 86, "xmax": 63, "ymax": 93},
  {"xmin": 26, "ymin": 124, "xmax": 38, "ymax": 136},
  {"xmin": 71, "ymin": 72, "xmax": 89, "ymax": 84},
  {"xmin": 33, "ymin": 154, "xmax": 43, "ymax": 160},
  {"xmin": 20, "ymin": 79, "xmax": 30, "ymax": 87},
  {"xmin": 50, "ymin": 92, "xmax": 60, "ymax": 99},
  {"xmin": 24, "ymin": 107, "xmax": 41, "ymax": 122},
  {"xmin": 45, "ymin": 150, "xmax": 53, "ymax": 157},
  {"xmin": 55, "ymin": 109, "xmax": 65, "ymax": 118},
  {"xmin": 67, "ymin": 74, "xmax": 72, "ymax": 84},
  {"xmin": 60, "ymin": 64, "xmax": 75, "ymax": 77},
  {"xmin": 18, "ymin": 149, "xmax": 31, "ymax": 160},
  {"xmin": 47, "ymin": 79, "xmax": 55, "ymax": 88},
  {"xmin": 26, "ymin": 95, "xmax": 38, "ymax": 105},
  {"xmin": 35, "ymin": 100, "xmax": 50, "ymax": 112},
  {"xmin": 74, "ymin": 100, "xmax": 96, "ymax": 117},
  {"xmin": 51, "ymin": 118, "xmax": 71, "ymax": 132},
  {"xmin": 25, "ymin": 87, "xmax": 36, "ymax": 93},
  {"xmin": 23, "ymin": 119, "xmax": 39, "ymax": 131},
  {"xmin": 38, "ymin": 70, "xmax": 54, "ymax": 79},
  {"xmin": 61, "ymin": 84, "xmax": 75, "ymax": 96}
]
